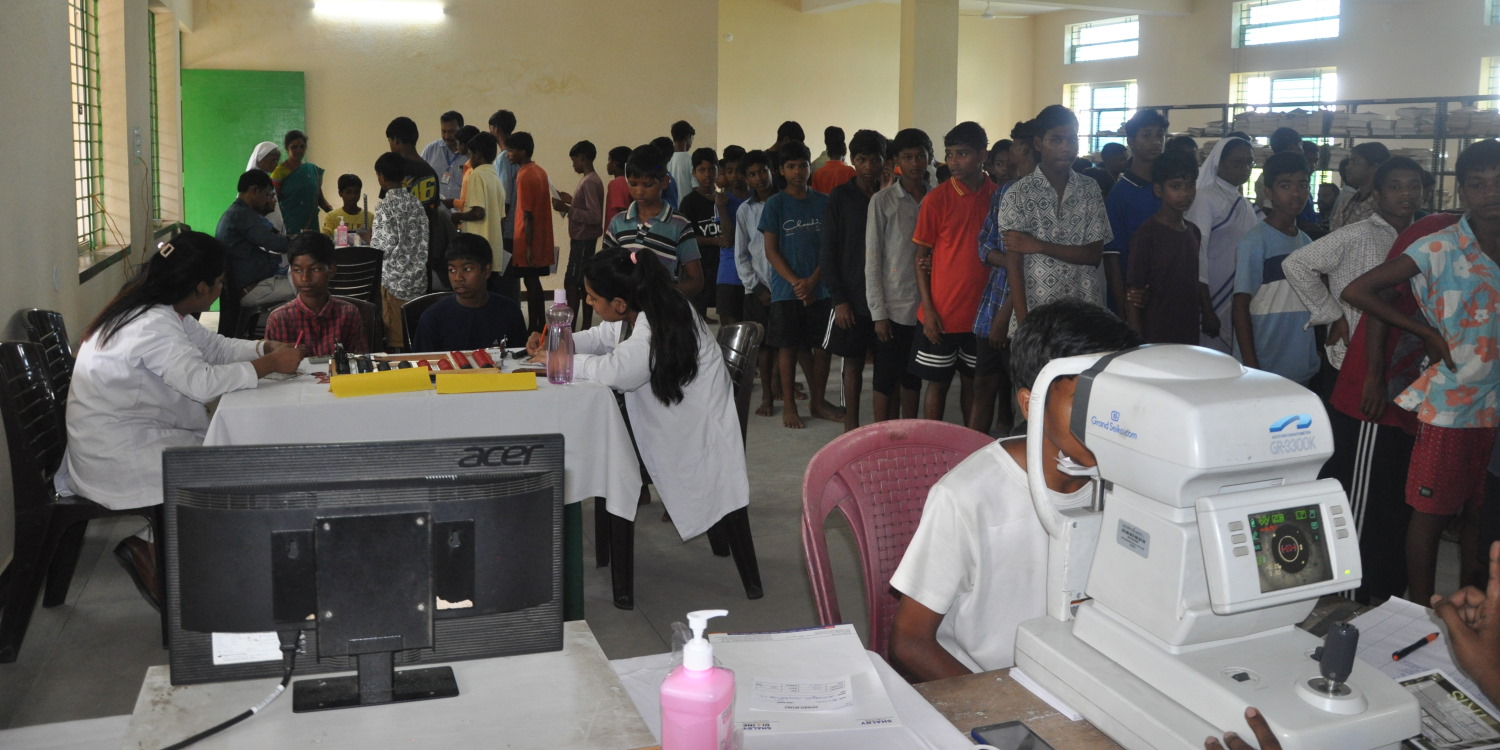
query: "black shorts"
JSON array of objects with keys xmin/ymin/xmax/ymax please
[
  {"xmin": 742, "ymin": 289, "xmax": 770, "ymax": 326},
  {"xmin": 564, "ymin": 237, "xmax": 598, "ymax": 290},
  {"xmin": 909, "ymin": 331, "xmax": 977, "ymax": 383},
  {"xmin": 872, "ymin": 321, "xmax": 921, "ymax": 395},
  {"xmin": 767, "ymin": 298, "xmax": 832, "ymax": 350},
  {"xmin": 717, "ymin": 284, "xmax": 745, "ymax": 321},
  {"xmin": 823, "ymin": 312, "xmax": 875, "ymax": 359},
  {"xmin": 975, "ymin": 335, "xmax": 1010, "ymax": 379}
]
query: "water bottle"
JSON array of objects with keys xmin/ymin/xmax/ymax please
[
  {"xmin": 335, "ymin": 217, "xmax": 349, "ymax": 247},
  {"xmin": 545, "ymin": 289, "xmax": 575, "ymax": 385}
]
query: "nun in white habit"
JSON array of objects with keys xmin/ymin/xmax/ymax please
[
  {"xmin": 247, "ymin": 141, "xmax": 288, "ymax": 234},
  {"xmin": 1184, "ymin": 136, "xmax": 1261, "ymax": 353}
]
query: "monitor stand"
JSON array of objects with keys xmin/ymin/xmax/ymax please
[{"xmin": 293, "ymin": 651, "xmax": 459, "ymax": 712}]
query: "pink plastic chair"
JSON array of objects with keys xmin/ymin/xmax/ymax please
[{"xmin": 801, "ymin": 419, "xmax": 993, "ymax": 659}]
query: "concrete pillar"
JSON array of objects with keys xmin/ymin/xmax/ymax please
[{"xmin": 899, "ymin": 0, "xmax": 959, "ymax": 139}]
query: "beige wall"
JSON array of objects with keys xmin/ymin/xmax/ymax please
[
  {"xmin": 719, "ymin": 0, "xmax": 1035, "ymax": 155},
  {"xmin": 1032, "ymin": 0, "xmax": 1500, "ymax": 132},
  {"xmin": 181, "ymin": 0, "xmax": 718, "ymax": 259},
  {"xmin": 719, "ymin": 0, "xmax": 902, "ymax": 152},
  {"xmin": 957, "ymin": 14, "xmax": 1035, "ymax": 144}
]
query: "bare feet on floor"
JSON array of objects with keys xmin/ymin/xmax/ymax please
[
  {"xmin": 810, "ymin": 400, "xmax": 845, "ymax": 423},
  {"xmin": 783, "ymin": 408, "xmax": 806, "ymax": 429},
  {"xmin": 756, "ymin": 400, "xmax": 774, "ymax": 417}
]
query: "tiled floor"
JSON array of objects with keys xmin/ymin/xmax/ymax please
[{"xmin": 0, "ymin": 354, "xmax": 1464, "ymax": 731}]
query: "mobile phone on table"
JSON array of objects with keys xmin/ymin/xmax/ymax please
[{"xmin": 971, "ymin": 720, "xmax": 1054, "ymax": 750}]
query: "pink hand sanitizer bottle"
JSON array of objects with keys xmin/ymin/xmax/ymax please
[{"xmin": 661, "ymin": 609, "xmax": 735, "ymax": 750}]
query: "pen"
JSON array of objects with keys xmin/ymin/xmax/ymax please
[
  {"xmin": 293, "ymin": 330, "xmax": 304, "ymax": 351},
  {"xmin": 1392, "ymin": 632, "xmax": 1439, "ymax": 661}
]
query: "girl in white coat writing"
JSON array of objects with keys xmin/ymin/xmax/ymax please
[
  {"xmin": 59, "ymin": 231, "xmax": 304, "ymax": 608},
  {"xmin": 528, "ymin": 247, "xmax": 758, "ymax": 609}
]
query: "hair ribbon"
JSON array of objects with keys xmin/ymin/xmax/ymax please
[
  {"xmin": 157, "ymin": 241, "xmax": 175, "ymax": 258},
  {"xmin": 630, "ymin": 250, "xmax": 639, "ymax": 264}
]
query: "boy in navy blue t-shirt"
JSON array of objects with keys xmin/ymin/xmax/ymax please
[
  {"xmin": 760, "ymin": 140, "xmax": 841, "ymax": 429},
  {"xmin": 416, "ymin": 234, "xmax": 528, "ymax": 352}
]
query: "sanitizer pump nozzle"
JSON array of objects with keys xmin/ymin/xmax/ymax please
[{"xmin": 682, "ymin": 609, "xmax": 728, "ymax": 671}]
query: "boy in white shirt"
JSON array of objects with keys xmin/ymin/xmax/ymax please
[{"xmin": 889, "ymin": 299, "xmax": 1142, "ymax": 680}]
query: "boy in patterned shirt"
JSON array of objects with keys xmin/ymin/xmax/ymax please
[
  {"xmin": 371, "ymin": 152, "xmax": 429, "ymax": 350},
  {"xmin": 1000, "ymin": 105, "xmax": 1111, "ymax": 333},
  {"xmin": 1343, "ymin": 139, "xmax": 1500, "ymax": 604}
]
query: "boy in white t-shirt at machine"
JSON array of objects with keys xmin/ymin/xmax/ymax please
[{"xmin": 888, "ymin": 299, "xmax": 1141, "ymax": 682}]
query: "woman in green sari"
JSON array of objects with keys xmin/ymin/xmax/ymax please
[{"xmin": 271, "ymin": 130, "xmax": 332, "ymax": 234}]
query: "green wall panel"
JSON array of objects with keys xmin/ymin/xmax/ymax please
[{"xmin": 181, "ymin": 69, "xmax": 305, "ymax": 240}]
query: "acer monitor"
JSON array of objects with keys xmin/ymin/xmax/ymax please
[{"xmin": 162, "ymin": 434, "xmax": 564, "ymax": 712}]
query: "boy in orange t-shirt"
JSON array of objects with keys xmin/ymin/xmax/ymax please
[
  {"xmin": 507, "ymin": 131, "xmax": 554, "ymax": 332},
  {"xmin": 912, "ymin": 121, "xmax": 997, "ymax": 422}
]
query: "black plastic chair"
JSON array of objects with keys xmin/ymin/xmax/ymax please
[
  {"xmin": 400, "ymin": 292, "xmax": 449, "ymax": 352},
  {"xmin": 0, "ymin": 341, "xmax": 163, "ymax": 662},
  {"xmin": 330, "ymin": 245, "xmax": 384, "ymax": 312},
  {"xmin": 596, "ymin": 323, "xmax": 766, "ymax": 608},
  {"xmin": 333, "ymin": 295, "xmax": 384, "ymax": 354},
  {"xmin": 21, "ymin": 309, "xmax": 75, "ymax": 416},
  {"xmin": 706, "ymin": 322, "xmax": 765, "ymax": 596}
]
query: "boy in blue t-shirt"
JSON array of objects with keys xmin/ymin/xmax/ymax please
[
  {"xmin": 760, "ymin": 140, "xmax": 840, "ymax": 429},
  {"xmin": 415, "ymin": 234, "xmax": 528, "ymax": 352},
  {"xmin": 1232, "ymin": 151, "xmax": 1318, "ymax": 386}
]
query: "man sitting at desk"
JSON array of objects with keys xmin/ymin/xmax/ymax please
[
  {"xmin": 216, "ymin": 169, "xmax": 294, "ymax": 310},
  {"xmin": 264, "ymin": 231, "xmax": 369, "ymax": 356},
  {"xmin": 414, "ymin": 233, "xmax": 528, "ymax": 352},
  {"xmin": 888, "ymin": 300, "xmax": 1141, "ymax": 682}
]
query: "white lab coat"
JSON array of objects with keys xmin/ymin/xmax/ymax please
[
  {"xmin": 573, "ymin": 311, "xmax": 749, "ymax": 540},
  {"xmin": 59, "ymin": 305, "xmax": 261, "ymax": 510}
]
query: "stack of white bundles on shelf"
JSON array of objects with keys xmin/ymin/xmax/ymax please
[
  {"xmin": 1391, "ymin": 147, "xmax": 1432, "ymax": 162},
  {"xmin": 1329, "ymin": 111, "xmax": 1382, "ymax": 136},
  {"xmin": 1233, "ymin": 109, "xmax": 1317, "ymax": 136},
  {"xmin": 1324, "ymin": 144, "xmax": 1351, "ymax": 165},
  {"xmin": 1370, "ymin": 118, "xmax": 1397, "ymax": 136},
  {"xmin": 1447, "ymin": 107, "xmax": 1500, "ymax": 137},
  {"xmin": 1395, "ymin": 107, "xmax": 1436, "ymax": 136}
]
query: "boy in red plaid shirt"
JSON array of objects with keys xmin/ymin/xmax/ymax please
[{"xmin": 264, "ymin": 231, "xmax": 369, "ymax": 355}]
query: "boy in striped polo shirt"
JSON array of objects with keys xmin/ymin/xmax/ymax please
[
  {"xmin": 601, "ymin": 144, "xmax": 703, "ymax": 299},
  {"xmin": 1231, "ymin": 151, "xmax": 1318, "ymax": 386}
]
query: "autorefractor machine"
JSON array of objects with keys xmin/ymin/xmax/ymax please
[{"xmin": 1012, "ymin": 345, "xmax": 1420, "ymax": 749}]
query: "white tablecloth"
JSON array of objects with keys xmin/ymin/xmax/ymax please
[{"xmin": 204, "ymin": 366, "xmax": 643, "ymax": 521}]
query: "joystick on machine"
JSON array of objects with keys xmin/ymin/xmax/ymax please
[{"xmin": 1012, "ymin": 345, "xmax": 1420, "ymax": 749}]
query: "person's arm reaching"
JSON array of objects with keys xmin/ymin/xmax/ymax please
[
  {"xmin": 1432, "ymin": 541, "xmax": 1500, "ymax": 707},
  {"xmin": 1342, "ymin": 255, "xmax": 1454, "ymax": 372}
]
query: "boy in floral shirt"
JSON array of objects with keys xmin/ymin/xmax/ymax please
[
  {"xmin": 372, "ymin": 152, "xmax": 430, "ymax": 350},
  {"xmin": 1343, "ymin": 139, "xmax": 1500, "ymax": 604}
]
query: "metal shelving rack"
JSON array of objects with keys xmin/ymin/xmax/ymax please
[{"xmin": 1081, "ymin": 94, "xmax": 1500, "ymax": 211}]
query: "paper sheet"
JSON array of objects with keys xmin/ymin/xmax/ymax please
[
  {"xmin": 1400, "ymin": 670, "xmax": 1500, "ymax": 750},
  {"xmin": 709, "ymin": 624, "xmax": 902, "ymax": 735},
  {"xmin": 1350, "ymin": 597, "xmax": 1500, "ymax": 719}
]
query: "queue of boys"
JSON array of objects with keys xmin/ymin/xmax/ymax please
[{"xmin": 214, "ymin": 105, "xmax": 1500, "ymax": 717}]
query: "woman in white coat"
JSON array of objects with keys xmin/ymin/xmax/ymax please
[
  {"xmin": 528, "ymin": 247, "xmax": 757, "ymax": 609},
  {"xmin": 59, "ymin": 231, "xmax": 304, "ymax": 608}
]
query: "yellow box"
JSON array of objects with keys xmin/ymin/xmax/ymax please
[
  {"xmin": 328, "ymin": 367, "xmax": 433, "ymax": 398},
  {"xmin": 434, "ymin": 372, "xmax": 538, "ymax": 394}
]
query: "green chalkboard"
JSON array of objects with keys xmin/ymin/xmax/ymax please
[{"xmin": 181, "ymin": 69, "xmax": 305, "ymax": 240}]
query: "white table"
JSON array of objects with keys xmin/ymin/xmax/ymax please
[
  {"xmin": 205, "ymin": 364, "xmax": 642, "ymax": 521},
  {"xmin": 119, "ymin": 621, "xmax": 656, "ymax": 749}
]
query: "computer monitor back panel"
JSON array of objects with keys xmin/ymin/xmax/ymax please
[{"xmin": 164, "ymin": 435, "xmax": 565, "ymax": 685}]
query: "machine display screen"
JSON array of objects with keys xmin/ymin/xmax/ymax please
[{"xmin": 1248, "ymin": 503, "xmax": 1332, "ymax": 593}]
